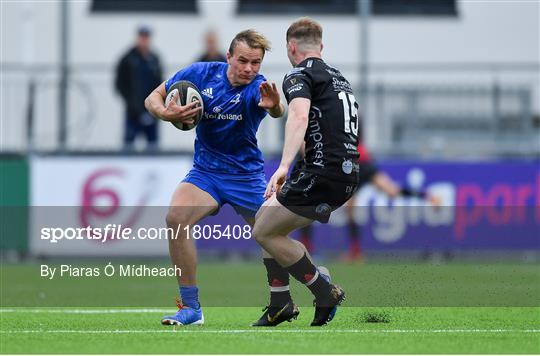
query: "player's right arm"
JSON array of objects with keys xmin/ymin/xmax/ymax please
[
  {"xmin": 265, "ymin": 69, "xmax": 313, "ymax": 198},
  {"xmin": 145, "ymin": 81, "xmax": 201, "ymax": 124},
  {"xmin": 299, "ymin": 141, "xmax": 306, "ymax": 157},
  {"xmin": 278, "ymin": 98, "xmax": 310, "ymax": 171},
  {"xmin": 265, "ymin": 97, "xmax": 310, "ymax": 199}
]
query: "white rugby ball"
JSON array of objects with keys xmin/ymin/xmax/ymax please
[{"xmin": 165, "ymin": 80, "xmax": 204, "ymax": 131}]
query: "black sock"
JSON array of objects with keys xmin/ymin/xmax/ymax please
[
  {"xmin": 263, "ymin": 258, "xmax": 292, "ymax": 307},
  {"xmin": 285, "ymin": 253, "xmax": 331, "ymax": 302}
]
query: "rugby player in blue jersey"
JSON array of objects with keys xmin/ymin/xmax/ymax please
[{"xmin": 145, "ymin": 30, "xmax": 285, "ymax": 326}]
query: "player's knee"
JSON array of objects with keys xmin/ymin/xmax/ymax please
[
  {"xmin": 166, "ymin": 207, "xmax": 193, "ymax": 229},
  {"xmin": 252, "ymin": 222, "xmax": 272, "ymax": 245},
  {"xmin": 252, "ymin": 222, "xmax": 277, "ymax": 245}
]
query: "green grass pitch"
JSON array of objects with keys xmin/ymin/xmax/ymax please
[
  {"xmin": 2, "ymin": 307, "xmax": 539, "ymax": 354},
  {"xmin": 1, "ymin": 262, "xmax": 539, "ymax": 354}
]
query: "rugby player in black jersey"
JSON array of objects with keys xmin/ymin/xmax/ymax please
[{"xmin": 252, "ymin": 17, "xmax": 361, "ymax": 327}]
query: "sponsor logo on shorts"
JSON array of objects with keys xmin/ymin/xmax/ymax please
[
  {"xmin": 303, "ymin": 176, "xmax": 316, "ymax": 196},
  {"xmin": 315, "ymin": 203, "xmax": 331, "ymax": 215},
  {"xmin": 291, "ymin": 172, "xmax": 305, "ymax": 185}
]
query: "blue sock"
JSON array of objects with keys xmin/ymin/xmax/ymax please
[{"xmin": 179, "ymin": 286, "xmax": 200, "ymax": 309}]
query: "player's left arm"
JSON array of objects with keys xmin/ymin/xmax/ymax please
[{"xmin": 258, "ymin": 81, "xmax": 285, "ymax": 118}]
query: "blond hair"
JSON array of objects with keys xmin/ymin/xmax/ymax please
[
  {"xmin": 286, "ymin": 17, "xmax": 322, "ymax": 49},
  {"xmin": 228, "ymin": 29, "xmax": 271, "ymax": 56}
]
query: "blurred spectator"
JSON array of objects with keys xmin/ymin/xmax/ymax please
[
  {"xmin": 196, "ymin": 30, "xmax": 226, "ymax": 63},
  {"xmin": 532, "ymin": 114, "xmax": 540, "ymax": 129},
  {"xmin": 115, "ymin": 25, "xmax": 162, "ymax": 151}
]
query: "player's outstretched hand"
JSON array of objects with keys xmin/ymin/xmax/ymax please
[
  {"xmin": 258, "ymin": 81, "xmax": 280, "ymax": 110},
  {"xmin": 264, "ymin": 165, "xmax": 289, "ymax": 200},
  {"xmin": 161, "ymin": 91, "xmax": 201, "ymax": 124}
]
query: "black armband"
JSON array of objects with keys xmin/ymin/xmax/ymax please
[{"xmin": 400, "ymin": 188, "xmax": 427, "ymax": 199}]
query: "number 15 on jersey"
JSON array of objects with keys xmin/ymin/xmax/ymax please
[{"xmin": 338, "ymin": 92, "xmax": 359, "ymax": 137}]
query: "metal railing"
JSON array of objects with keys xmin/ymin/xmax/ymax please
[{"xmin": 1, "ymin": 62, "xmax": 538, "ymax": 158}]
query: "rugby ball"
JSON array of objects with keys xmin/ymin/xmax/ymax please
[{"xmin": 165, "ymin": 80, "xmax": 204, "ymax": 131}]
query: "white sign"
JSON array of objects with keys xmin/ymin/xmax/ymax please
[{"xmin": 30, "ymin": 156, "xmax": 192, "ymax": 256}]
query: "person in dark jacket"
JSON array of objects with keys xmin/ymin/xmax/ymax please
[{"xmin": 115, "ymin": 26, "xmax": 162, "ymax": 151}]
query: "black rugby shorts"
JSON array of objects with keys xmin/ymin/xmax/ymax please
[{"xmin": 277, "ymin": 170, "xmax": 358, "ymax": 223}]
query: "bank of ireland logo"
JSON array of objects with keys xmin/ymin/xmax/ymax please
[
  {"xmin": 342, "ymin": 159, "xmax": 353, "ymax": 174},
  {"xmin": 213, "ymin": 106, "xmax": 222, "ymax": 113}
]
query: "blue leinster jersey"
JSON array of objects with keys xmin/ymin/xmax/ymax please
[{"xmin": 165, "ymin": 62, "xmax": 267, "ymax": 174}]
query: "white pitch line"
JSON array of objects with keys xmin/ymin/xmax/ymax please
[{"xmin": 0, "ymin": 329, "xmax": 539, "ymax": 334}]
